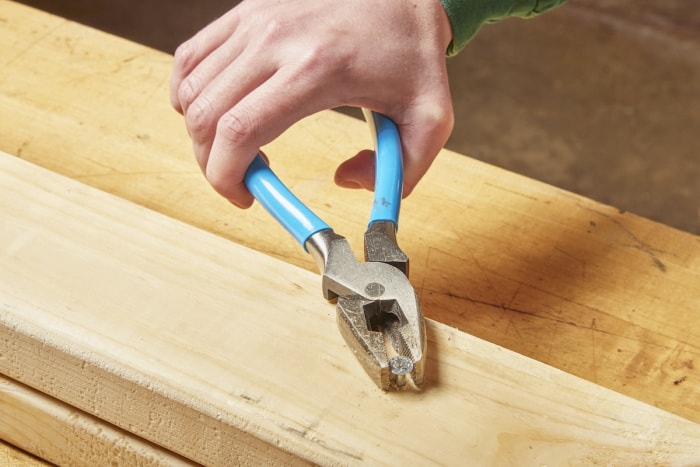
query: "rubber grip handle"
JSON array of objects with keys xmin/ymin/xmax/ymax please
[
  {"xmin": 365, "ymin": 111, "xmax": 403, "ymax": 228},
  {"xmin": 244, "ymin": 154, "xmax": 331, "ymax": 248}
]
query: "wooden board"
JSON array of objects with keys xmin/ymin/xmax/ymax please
[
  {"xmin": 2, "ymin": 152, "xmax": 700, "ymax": 465},
  {"xmin": 0, "ymin": 375, "xmax": 193, "ymax": 466},
  {"xmin": 1, "ymin": 1, "xmax": 699, "ymax": 427},
  {"xmin": 0, "ymin": 440, "xmax": 47, "ymax": 467}
]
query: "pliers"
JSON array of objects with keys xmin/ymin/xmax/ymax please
[{"xmin": 244, "ymin": 110, "xmax": 426, "ymax": 390}]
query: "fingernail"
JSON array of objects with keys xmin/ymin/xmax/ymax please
[{"xmin": 336, "ymin": 179, "xmax": 363, "ymax": 189}]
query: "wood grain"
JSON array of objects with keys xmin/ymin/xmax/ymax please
[
  {"xmin": 1, "ymin": 1, "xmax": 697, "ymax": 426},
  {"xmin": 2, "ymin": 151, "xmax": 700, "ymax": 465},
  {"xmin": 1, "ymin": 4, "xmax": 700, "ymax": 464}
]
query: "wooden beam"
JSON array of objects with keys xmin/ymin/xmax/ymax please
[
  {"xmin": 0, "ymin": 440, "xmax": 47, "ymax": 467},
  {"xmin": 2, "ymin": 152, "xmax": 699, "ymax": 465},
  {"xmin": 1, "ymin": 1, "xmax": 699, "ymax": 427},
  {"xmin": 0, "ymin": 375, "xmax": 193, "ymax": 466}
]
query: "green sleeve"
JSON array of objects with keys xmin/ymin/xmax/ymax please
[{"xmin": 440, "ymin": 0, "xmax": 567, "ymax": 55}]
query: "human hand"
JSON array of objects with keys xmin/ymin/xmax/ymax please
[{"xmin": 170, "ymin": 0, "xmax": 454, "ymax": 208}]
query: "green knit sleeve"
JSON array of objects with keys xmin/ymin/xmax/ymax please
[{"xmin": 440, "ymin": 0, "xmax": 567, "ymax": 56}]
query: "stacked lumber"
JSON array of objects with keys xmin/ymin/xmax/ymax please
[
  {"xmin": 1, "ymin": 1, "xmax": 699, "ymax": 464},
  {"xmin": 2, "ymin": 152, "xmax": 700, "ymax": 465}
]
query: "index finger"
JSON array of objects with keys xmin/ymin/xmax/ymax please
[
  {"xmin": 203, "ymin": 66, "xmax": 334, "ymax": 207},
  {"xmin": 169, "ymin": 9, "xmax": 242, "ymax": 113}
]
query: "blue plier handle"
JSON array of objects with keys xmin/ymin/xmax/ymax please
[
  {"xmin": 244, "ymin": 110, "xmax": 425, "ymax": 390},
  {"xmin": 244, "ymin": 111, "xmax": 403, "ymax": 246}
]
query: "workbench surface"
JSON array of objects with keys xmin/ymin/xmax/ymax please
[{"xmin": 1, "ymin": 1, "xmax": 699, "ymax": 462}]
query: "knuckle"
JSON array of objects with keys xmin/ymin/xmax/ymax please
[
  {"xmin": 217, "ymin": 110, "xmax": 256, "ymax": 145},
  {"xmin": 441, "ymin": 107, "xmax": 455, "ymax": 136},
  {"xmin": 173, "ymin": 39, "xmax": 197, "ymax": 71},
  {"xmin": 263, "ymin": 16, "xmax": 291, "ymax": 41},
  {"xmin": 177, "ymin": 78, "xmax": 198, "ymax": 110},
  {"xmin": 250, "ymin": 14, "xmax": 297, "ymax": 53},
  {"xmin": 184, "ymin": 97, "xmax": 214, "ymax": 136},
  {"xmin": 299, "ymin": 46, "xmax": 333, "ymax": 77},
  {"xmin": 423, "ymin": 102, "xmax": 455, "ymax": 139}
]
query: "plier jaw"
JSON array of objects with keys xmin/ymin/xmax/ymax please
[
  {"xmin": 306, "ymin": 229, "xmax": 425, "ymax": 390},
  {"xmin": 364, "ymin": 220, "xmax": 409, "ymax": 276},
  {"xmin": 337, "ymin": 295, "xmax": 426, "ymax": 390},
  {"xmin": 245, "ymin": 110, "xmax": 426, "ymax": 390}
]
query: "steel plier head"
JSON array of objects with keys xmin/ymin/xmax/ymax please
[
  {"xmin": 244, "ymin": 110, "xmax": 426, "ymax": 390},
  {"xmin": 307, "ymin": 227, "xmax": 425, "ymax": 389}
]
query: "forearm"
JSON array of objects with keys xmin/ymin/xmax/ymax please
[{"xmin": 440, "ymin": 0, "xmax": 567, "ymax": 55}]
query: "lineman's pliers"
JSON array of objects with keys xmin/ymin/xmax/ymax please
[{"xmin": 244, "ymin": 110, "xmax": 426, "ymax": 390}]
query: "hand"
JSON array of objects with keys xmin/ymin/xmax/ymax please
[{"xmin": 170, "ymin": 0, "xmax": 454, "ymax": 208}]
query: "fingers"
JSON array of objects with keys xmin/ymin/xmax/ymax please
[
  {"xmin": 169, "ymin": 8, "xmax": 242, "ymax": 113},
  {"xmin": 184, "ymin": 49, "xmax": 276, "ymax": 174},
  {"xmin": 172, "ymin": 3, "xmax": 336, "ymax": 208},
  {"xmin": 203, "ymin": 66, "xmax": 331, "ymax": 207},
  {"xmin": 169, "ymin": 0, "xmax": 455, "ymax": 209},
  {"xmin": 397, "ymin": 100, "xmax": 454, "ymax": 197}
]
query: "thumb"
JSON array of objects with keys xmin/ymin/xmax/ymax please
[
  {"xmin": 334, "ymin": 105, "xmax": 454, "ymax": 196},
  {"xmin": 334, "ymin": 149, "xmax": 376, "ymax": 190}
]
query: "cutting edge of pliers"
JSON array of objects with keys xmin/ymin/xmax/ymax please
[{"xmin": 244, "ymin": 110, "xmax": 426, "ymax": 390}]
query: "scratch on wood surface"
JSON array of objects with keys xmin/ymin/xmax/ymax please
[
  {"xmin": 484, "ymin": 181, "xmax": 540, "ymax": 202},
  {"xmin": 469, "ymin": 253, "xmax": 501, "ymax": 300},
  {"xmin": 581, "ymin": 204, "xmax": 670, "ymax": 272},
  {"xmin": 430, "ymin": 273, "xmax": 698, "ymax": 359},
  {"xmin": 507, "ymin": 283, "xmax": 523, "ymax": 309},
  {"xmin": 504, "ymin": 315, "xmax": 523, "ymax": 340},
  {"xmin": 418, "ymin": 246, "xmax": 434, "ymax": 298}
]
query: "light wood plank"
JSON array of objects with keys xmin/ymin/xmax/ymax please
[
  {"xmin": 0, "ymin": 440, "xmax": 48, "ymax": 467},
  {"xmin": 2, "ymin": 152, "xmax": 699, "ymax": 465},
  {"xmin": 0, "ymin": 375, "xmax": 194, "ymax": 466},
  {"xmin": 1, "ymin": 1, "xmax": 698, "ymax": 426}
]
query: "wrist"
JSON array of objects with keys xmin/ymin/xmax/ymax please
[{"xmin": 407, "ymin": 0, "xmax": 455, "ymax": 57}]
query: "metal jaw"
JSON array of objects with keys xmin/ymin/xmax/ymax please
[
  {"xmin": 364, "ymin": 221, "xmax": 409, "ymax": 275},
  {"xmin": 306, "ymin": 229, "xmax": 425, "ymax": 390}
]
